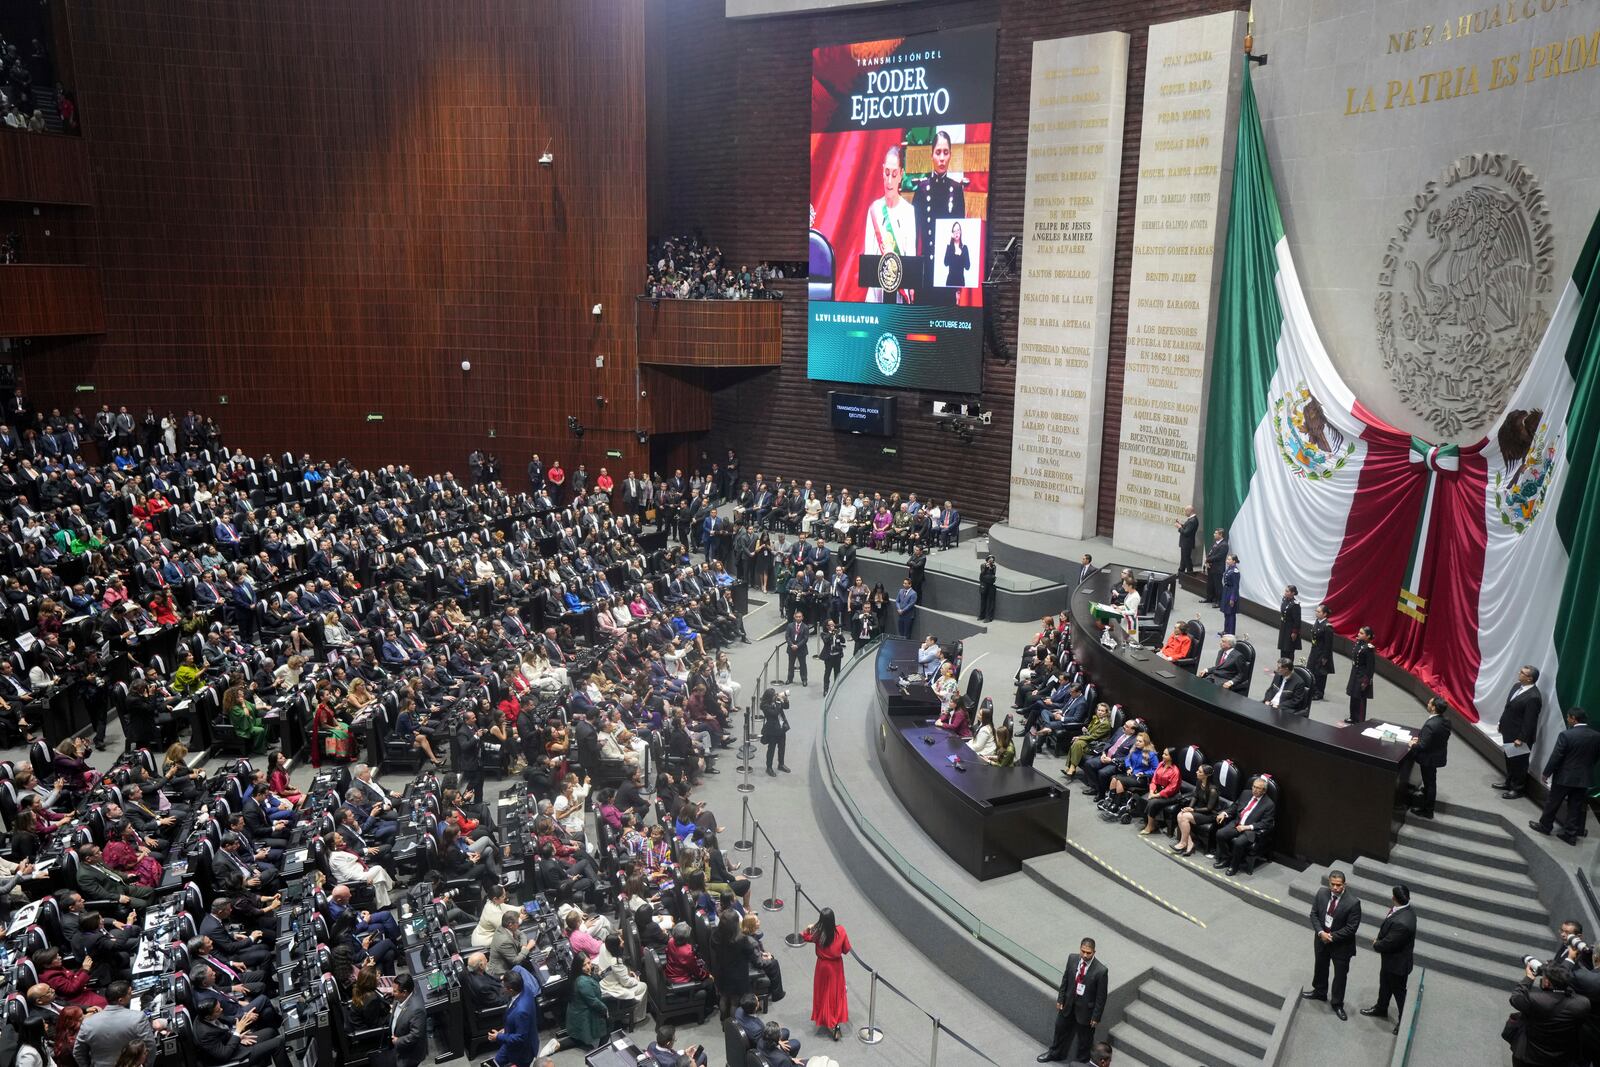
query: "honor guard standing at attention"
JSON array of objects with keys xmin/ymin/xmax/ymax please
[{"xmin": 915, "ymin": 130, "xmax": 966, "ymax": 306}]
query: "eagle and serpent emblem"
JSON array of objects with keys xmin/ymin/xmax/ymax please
[{"xmin": 1375, "ymin": 153, "xmax": 1553, "ymax": 439}]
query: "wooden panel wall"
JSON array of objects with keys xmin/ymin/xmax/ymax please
[
  {"xmin": 0, "ymin": 130, "xmax": 92, "ymax": 206},
  {"xmin": 637, "ymin": 298, "xmax": 782, "ymax": 368},
  {"xmin": 648, "ymin": 0, "xmax": 1244, "ymax": 528},
  {"xmin": 21, "ymin": 0, "xmax": 648, "ymax": 482},
  {"xmin": 0, "ymin": 265, "xmax": 105, "ymax": 336},
  {"xmin": 642, "ymin": 366, "xmax": 714, "ymax": 436}
]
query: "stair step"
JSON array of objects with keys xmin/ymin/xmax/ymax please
[
  {"xmin": 1143, "ymin": 973, "xmax": 1278, "ymax": 1036},
  {"xmin": 1122, "ymin": 1000, "xmax": 1264, "ymax": 1066},
  {"xmin": 1407, "ymin": 808, "xmax": 1516, "ymax": 848},
  {"xmin": 1409, "ymin": 912, "xmax": 1542, "ymax": 969},
  {"xmin": 1409, "ymin": 933, "xmax": 1528, "ymax": 986},
  {"xmin": 1350, "ymin": 857, "xmax": 1548, "ymax": 925},
  {"xmin": 1385, "ymin": 842, "xmax": 1534, "ymax": 895},
  {"xmin": 1138, "ymin": 979, "xmax": 1271, "ymax": 1058},
  {"xmin": 1397, "ymin": 822, "xmax": 1528, "ymax": 870}
]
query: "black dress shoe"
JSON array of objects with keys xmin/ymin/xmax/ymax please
[
  {"xmin": 1490, "ymin": 781, "xmax": 1511, "ymax": 791},
  {"xmin": 1559, "ymin": 832, "xmax": 1581, "ymax": 845},
  {"xmin": 1213, "ymin": 859, "xmax": 1229, "ymax": 870},
  {"xmin": 1359, "ymin": 1006, "xmax": 1386, "ymax": 1018},
  {"xmin": 1300, "ymin": 990, "xmax": 1325, "ymax": 1001},
  {"xmin": 1409, "ymin": 807, "xmax": 1434, "ymax": 819},
  {"xmin": 766, "ymin": 769, "xmax": 777, "ymax": 777},
  {"xmin": 779, "ymin": 764, "xmax": 791, "ymax": 773},
  {"xmin": 1529, "ymin": 820, "xmax": 1552, "ymax": 835},
  {"xmin": 1225, "ymin": 866, "xmax": 1240, "ymax": 876},
  {"xmin": 1036, "ymin": 1054, "xmax": 1060, "ymax": 1063},
  {"xmin": 1333, "ymin": 1006, "xmax": 1347, "ymax": 1021},
  {"xmin": 1502, "ymin": 789, "xmax": 1526, "ymax": 799}
]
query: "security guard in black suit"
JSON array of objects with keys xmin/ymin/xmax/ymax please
[
  {"xmin": 1038, "ymin": 938, "xmax": 1107, "ymax": 1062},
  {"xmin": 1302, "ymin": 869, "xmax": 1362, "ymax": 1020},
  {"xmin": 1396, "ymin": 696, "xmax": 1451, "ymax": 817},
  {"xmin": 1530, "ymin": 707, "xmax": 1600, "ymax": 844},
  {"xmin": 1361, "ymin": 885, "xmax": 1416, "ymax": 1033},
  {"xmin": 913, "ymin": 130, "xmax": 966, "ymax": 307},
  {"xmin": 784, "ymin": 612, "xmax": 810, "ymax": 687}
]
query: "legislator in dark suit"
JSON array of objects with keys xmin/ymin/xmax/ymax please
[
  {"xmin": 1305, "ymin": 877, "xmax": 1362, "ymax": 1013},
  {"xmin": 1263, "ymin": 668, "xmax": 1311, "ymax": 716},
  {"xmin": 1306, "ymin": 612, "xmax": 1335, "ymax": 699},
  {"xmin": 1040, "ymin": 947, "xmax": 1107, "ymax": 1063},
  {"xmin": 1367, "ymin": 897, "xmax": 1415, "ymax": 1025},
  {"xmin": 1176, "ymin": 512, "xmax": 1199, "ymax": 573},
  {"xmin": 1345, "ymin": 634, "xmax": 1374, "ymax": 725},
  {"xmin": 784, "ymin": 618, "xmax": 811, "ymax": 686},
  {"xmin": 1203, "ymin": 532, "xmax": 1228, "ymax": 602},
  {"xmin": 1532, "ymin": 713, "xmax": 1600, "ymax": 841},
  {"xmin": 1277, "ymin": 594, "xmax": 1302, "ymax": 659},
  {"xmin": 392, "ymin": 987, "xmax": 428, "ymax": 1067},
  {"xmin": 1201, "ymin": 644, "xmax": 1244, "ymax": 690},
  {"xmin": 1397, "ymin": 701, "xmax": 1450, "ymax": 817},
  {"xmin": 1212, "ymin": 787, "xmax": 1275, "ymax": 875},
  {"xmin": 1499, "ymin": 672, "xmax": 1543, "ymax": 795}
]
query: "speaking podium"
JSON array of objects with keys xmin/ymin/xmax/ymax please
[{"xmin": 857, "ymin": 253, "xmax": 931, "ymax": 297}]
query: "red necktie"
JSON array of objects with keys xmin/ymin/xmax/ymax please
[
  {"xmin": 1076, "ymin": 960, "xmax": 1087, "ymax": 985},
  {"xmin": 1240, "ymin": 798, "xmax": 1257, "ymax": 823}
]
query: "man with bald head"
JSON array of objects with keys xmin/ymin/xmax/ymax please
[{"xmin": 462, "ymin": 951, "xmax": 510, "ymax": 1013}]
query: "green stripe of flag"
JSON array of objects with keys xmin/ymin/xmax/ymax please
[
  {"xmin": 1553, "ymin": 209, "xmax": 1600, "ymax": 721},
  {"xmin": 1201, "ymin": 70, "xmax": 1287, "ymax": 535}
]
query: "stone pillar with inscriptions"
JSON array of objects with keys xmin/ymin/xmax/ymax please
[
  {"xmin": 1008, "ymin": 32, "xmax": 1130, "ymax": 538},
  {"xmin": 1110, "ymin": 9, "xmax": 1247, "ymax": 561}
]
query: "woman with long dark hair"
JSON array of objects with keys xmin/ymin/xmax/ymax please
[{"xmin": 800, "ymin": 907, "xmax": 852, "ymax": 1039}]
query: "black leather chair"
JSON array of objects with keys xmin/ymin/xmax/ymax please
[
  {"xmin": 324, "ymin": 974, "xmax": 390, "ymax": 1066},
  {"xmin": 963, "ymin": 668, "xmax": 983, "ymax": 708},
  {"xmin": 726, "ymin": 1018, "xmax": 755, "ymax": 1067}
]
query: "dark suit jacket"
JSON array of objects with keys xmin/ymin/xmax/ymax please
[
  {"xmin": 1222, "ymin": 792, "xmax": 1275, "ymax": 836},
  {"xmin": 1414, "ymin": 714, "xmax": 1450, "ymax": 768},
  {"xmin": 785, "ymin": 622, "xmax": 810, "ymax": 653},
  {"xmin": 464, "ymin": 969, "xmax": 509, "ymax": 1010},
  {"xmin": 193, "ymin": 1017, "xmax": 247, "ymax": 1065},
  {"xmin": 1544, "ymin": 724, "xmax": 1600, "ymax": 788},
  {"xmin": 1501, "ymin": 684, "xmax": 1542, "ymax": 746},
  {"xmin": 393, "ymin": 993, "xmax": 428, "ymax": 1067},
  {"xmin": 1178, "ymin": 515, "xmax": 1199, "ymax": 549},
  {"xmin": 1509, "ymin": 978, "xmax": 1589, "ymax": 1064},
  {"xmin": 1373, "ymin": 906, "xmax": 1416, "ymax": 976},
  {"xmin": 1055, "ymin": 956, "xmax": 1108, "ymax": 1024},
  {"xmin": 1204, "ymin": 538, "xmax": 1228, "ymax": 569},
  {"xmin": 1309, "ymin": 887, "xmax": 1362, "ymax": 960},
  {"xmin": 1263, "ymin": 672, "xmax": 1311, "ymax": 715},
  {"xmin": 1207, "ymin": 647, "xmax": 1244, "ymax": 687}
]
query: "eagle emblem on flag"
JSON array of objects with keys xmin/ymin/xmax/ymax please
[{"xmin": 1273, "ymin": 385, "xmax": 1355, "ymax": 481}]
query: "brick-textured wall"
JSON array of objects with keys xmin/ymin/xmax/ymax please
[
  {"xmin": 22, "ymin": 0, "xmax": 650, "ymax": 480},
  {"xmin": 650, "ymin": 0, "xmax": 1245, "ymax": 528}
]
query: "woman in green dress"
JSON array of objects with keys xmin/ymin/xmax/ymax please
[
  {"xmin": 985, "ymin": 723, "xmax": 1017, "ymax": 767},
  {"xmin": 564, "ymin": 954, "xmax": 610, "ymax": 1051},
  {"xmin": 223, "ymin": 684, "xmax": 268, "ymax": 754}
]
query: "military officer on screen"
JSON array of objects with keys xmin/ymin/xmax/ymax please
[{"xmin": 914, "ymin": 129, "xmax": 967, "ymax": 306}]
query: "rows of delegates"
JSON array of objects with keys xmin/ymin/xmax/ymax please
[{"xmin": 0, "ymin": 406, "xmax": 852, "ymax": 1067}]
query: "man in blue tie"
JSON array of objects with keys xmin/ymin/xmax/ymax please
[{"xmin": 895, "ymin": 578, "xmax": 918, "ymax": 638}]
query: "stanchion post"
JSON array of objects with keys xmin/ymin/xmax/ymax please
[
  {"xmin": 739, "ymin": 695, "xmax": 756, "ymax": 760},
  {"xmin": 734, "ymin": 796, "xmax": 753, "ymax": 853},
  {"xmin": 743, "ymin": 824, "xmax": 763, "ymax": 880},
  {"xmin": 737, "ymin": 752, "xmax": 755, "ymax": 794},
  {"xmin": 761, "ymin": 850, "xmax": 785, "ymax": 912},
  {"xmin": 857, "ymin": 971, "xmax": 884, "ymax": 1044},
  {"xmin": 929, "ymin": 1016, "xmax": 941, "ymax": 1067},
  {"xmin": 784, "ymin": 883, "xmax": 804, "ymax": 947}
]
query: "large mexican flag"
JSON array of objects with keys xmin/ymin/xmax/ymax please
[{"xmin": 1201, "ymin": 70, "xmax": 1600, "ymax": 751}]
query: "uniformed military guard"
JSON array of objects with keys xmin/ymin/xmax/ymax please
[{"xmin": 914, "ymin": 129, "xmax": 966, "ymax": 306}]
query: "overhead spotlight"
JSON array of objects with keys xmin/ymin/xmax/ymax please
[
  {"xmin": 566, "ymin": 415, "xmax": 584, "ymax": 439},
  {"xmin": 591, "ymin": 303, "xmax": 603, "ymax": 317},
  {"xmin": 459, "ymin": 360, "xmax": 472, "ymax": 372},
  {"xmin": 539, "ymin": 138, "xmax": 554, "ymax": 166},
  {"xmin": 635, "ymin": 430, "xmax": 648, "ymax": 444},
  {"xmin": 594, "ymin": 395, "xmax": 607, "ymax": 408}
]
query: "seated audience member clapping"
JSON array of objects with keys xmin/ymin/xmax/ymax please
[
  {"xmin": 487, "ymin": 908, "xmax": 538, "ymax": 977},
  {"xmin": 33, "ymin": 946, "xmax": 107, "ymax": 1009},
  {"xmin": 665, "ymin": 921, "xmax": 711, "ymax": 985},
  {"xmin": 192, "ymin": 989, "xmax": 285, "ymax": 1066}
]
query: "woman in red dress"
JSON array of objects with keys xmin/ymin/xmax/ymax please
[{"xmin": 800, "ymin": 907, "xmax": 851, "ymax": 1039}]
